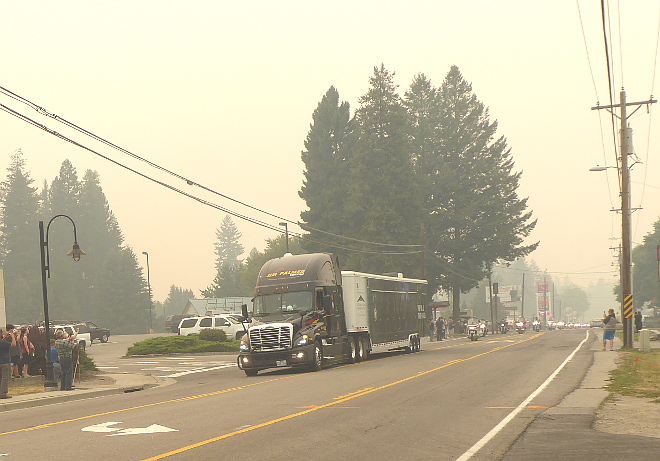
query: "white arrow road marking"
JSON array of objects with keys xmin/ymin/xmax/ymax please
[
  {"xmin": 108, "ymin": 424, "xmax": 178, "ymax": 436},
  {"xmin": 81, "ymin": 422, "xmax": 123, "ymax": 432},
  {"xmin": 82, "ymin": 422, "xmax": 178, "ymax": 436}
]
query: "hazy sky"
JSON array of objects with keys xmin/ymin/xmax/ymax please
[{"xmin": 2, "ymin": 1, "xmax": 660, "ymax": 303}]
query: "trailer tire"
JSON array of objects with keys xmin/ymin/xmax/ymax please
[
  {"xmin": 310, "ymin": 342, "xmax": 323, "ymax": 372},
  {"xmin": 347, "ymin": 337, "xmax": 358, "ymax": 364},
  {"xmin": 413, "ymin": 336, "xmax": 421, "ymax": 352},
  {"xmin": 356, "ymin": 338, "xmax": 366, "ymax": 362}
]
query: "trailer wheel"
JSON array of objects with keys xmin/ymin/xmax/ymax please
[
  {"xmin": 310, "ymin": 342, "xmax": 323, "ymax": 372},
  {"xmin": 347, "ymin": 338, "xmax": 357, "ymax": 364},
  {"xmin": 413, "ymin": 336, "xmax": 421, "ymax": 352},
  {"xmin": 356, "ymin": 338, "xmax": 365, "ymax": 362}
]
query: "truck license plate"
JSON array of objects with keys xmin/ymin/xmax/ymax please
[{"xmin": 276, "ymin": 360, "xmax": 287, "ymax": 367}]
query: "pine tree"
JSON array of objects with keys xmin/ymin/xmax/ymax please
[
  {"xmin": 0, "ymin": 150, "xmax": 42, "ymax": 322},
  {"xmin": 299, "ymin": 86, "xmax": 356, "ymax": 257},
  {"xmin": 345, "ymin": 64, "xmax": 422, "ymax": 275},
  {"xmin": 426, "ymin": 66, "xmax": 538, "ymax": 321},
  {"xmin": 214, "ymin": 215, "xmax": 244, "ymax": 271}
]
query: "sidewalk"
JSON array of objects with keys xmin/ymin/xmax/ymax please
[
  {"xmin": 0, "ymin": 372, "xmax": 164, "ymax": 412},
  {"xmin": 500, "ymin": 331, "xmax": 660, "ymax": 460}
]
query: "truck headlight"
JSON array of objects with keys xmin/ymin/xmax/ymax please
[{"xmin": 294, "ymin": 334, "xmax": 310, "ymax": 346}]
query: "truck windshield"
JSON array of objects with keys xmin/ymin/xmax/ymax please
[{"xmin": 254, "ymin": 292, "xmax": 313, "ymax": 316}]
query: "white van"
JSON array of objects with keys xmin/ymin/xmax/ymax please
[{"xmin": 177, "ymin": 315, "xmax": 247, "ymax": 340}]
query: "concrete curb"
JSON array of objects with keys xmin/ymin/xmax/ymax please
[{"xmin": 0, "ymin": 373, "xmax": 169, "ymax": 412}]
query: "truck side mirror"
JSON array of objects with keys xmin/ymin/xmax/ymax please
[{"xmin": 241, "ymin": 304, "xmax": 248, "ymax": 318}]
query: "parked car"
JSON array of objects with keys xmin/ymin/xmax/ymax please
[
  {"xmin": 177, "ymin": 315, "xmax": 247, "ymax": 340},
  {"xmin": 165, "ymin": 314, "xmax": 192, "ymax": 333},
  {"xmin": 590, "ymin": 318, "xmax": 603, "ymax": 328}
]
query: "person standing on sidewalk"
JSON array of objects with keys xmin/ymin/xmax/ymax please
[
  {"xmin": 634, "ymin": 311, "xmax": 643, "ymax": 332},
  {"xmin": 428, "ymin": 319, "xmax": 435, "ymax": 342},
  {"xmin": 602, "ymin": 308, "xmax": 619, "ymax": 351},
  {"xmin": 55, "ymin": 329, "xmax": 78, "ymax": 391},
  {"xmin": 0, "ymin": 328, "xmax": 17, "ymax": 399}
]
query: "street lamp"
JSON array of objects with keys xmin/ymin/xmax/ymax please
[
  {"xmin": 279, "ymin": 222, "xmax": 289, "ymax": 254},
  {"xmin": 39, "ymin": 214, "xmax": 85, "ymax": 390},
  {"xmin": 142, "ymin": 251, "xmax": 153, "ymax": 333}
]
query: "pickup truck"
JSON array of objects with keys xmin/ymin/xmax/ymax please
[{"xmin": 49, "ymin": 320, "xmax": 110, "ymax": 344}]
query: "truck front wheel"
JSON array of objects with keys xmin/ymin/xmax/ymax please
[
  {"xmin": 310, "ymin": 343, "xmax": 323, "ymax": 372},
  {"xmin": 244, "ymin": 369, "xmax": 258, "ymax": 377}
]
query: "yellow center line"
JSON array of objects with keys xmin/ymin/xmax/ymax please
[
  {"xmin": 0, "ymin": 375, "xmax": 294, "ymax": 437},
  {"xmin": 143, "ymin": 333, "xmax": 544, "ymax": 461}
]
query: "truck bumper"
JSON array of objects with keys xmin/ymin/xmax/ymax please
[{"xmin": 238, "ymin": 344, "xmax": 314, "ymax": 370}]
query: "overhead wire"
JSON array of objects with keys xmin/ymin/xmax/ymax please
[
  {"xmin": 0, "ymin": 85, "xmax": 422, "ymax": 251},
  {"xmin": 576, "ymin": 0, "xmax": 616, "ymax": 211},
  {"xmin": 0, "ymin": 102, "xmax": 422, "ymax": 256}
]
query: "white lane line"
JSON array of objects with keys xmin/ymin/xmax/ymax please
[
  {"xmin": 159, "ymin": 363, "xmax": 237, "ymax": 378},
  {"xmin": 455, "ymin": 330, "xmax": 590, "ymax": 461},
  {"xmin": 96, "ymin": 366, "xmax": 120, "ymax": 369}
]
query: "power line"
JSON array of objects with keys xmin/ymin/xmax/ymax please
[
  {"xmin": 0, "ymin": 102, "xmax": 422, "ymax": 256},
  {"xmin": 0, "ymin": 85, "xmax": 422, "ymax": 251}
]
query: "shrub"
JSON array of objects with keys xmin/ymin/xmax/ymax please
[
  {"xmin": 77, "ymin": 349, "xmax": 98, "ymax": 371},
  {"xmin": 126, "ymin": 335, "xmax": 239, "ymax": 355},
  {"xmin": 199, "ymin": 328, "xmax": 227, "ymax": 342}
]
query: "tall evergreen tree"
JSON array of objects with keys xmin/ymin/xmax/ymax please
[
  {"xmin": 0, "ymin": 150, "xmax": 42, "ymax": 322},
  {"xmin": 344, "ymin": 64, "xmax": 422, "ymax": 275},
  {"xmin": 214, "ymin": 215, "xmax": 244, "ymax": 271},
  {"xmin": 44, "ymin": 160, "xmax": 84, "ymax": 321},
  {"xmin": 425, "ymin": 65, "xmax": 538, "ymax": 321},
  {"xmin": 299, "ymin": 86, "xmax": 356, "ymax": 257}
]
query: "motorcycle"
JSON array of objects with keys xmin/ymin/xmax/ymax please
[
  {"xmin": 499, "ymin": 321, "xmax": 508, "ymax": 334},
  {"xmin": 532, "ymin": 320, "xmax": 540, "ymax": 332},
  {"xmin": 515, "ymin": 321, "xmax": 525, "ymax": 334},
  {"xmin": 467, "ymin": 323, "xmax": 480, "ymax": 341},
  {"xmin": 479, "ymin": 322, "xmax": 488, "ymax": 337}
]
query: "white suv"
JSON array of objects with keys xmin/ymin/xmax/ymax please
[
  {"xmin": 51, "ymin": 325, "xmax": 92, "ymax": 351},
  {"xmin": 177, "ymin": 315, "xmax": 247, "ymax": 340}
]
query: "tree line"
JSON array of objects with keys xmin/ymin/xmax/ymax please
[
  {"xmin": 0, "ymin": 151, "xmax": 148, "ymax": 333},
  {"xmin": 205, "ymin": 64, "xmax": 539, "ymax": 322}
]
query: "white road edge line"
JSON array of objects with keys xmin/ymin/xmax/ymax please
[{"xmin": 455, "ymin": 330, "xmax": 590, "ymax": 461}]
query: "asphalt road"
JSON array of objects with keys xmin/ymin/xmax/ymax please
[{"xmin": 0, "ymin": 329, "xmax": 594, "ymax": 461}]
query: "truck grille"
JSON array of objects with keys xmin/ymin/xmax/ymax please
[{"xmin": 249, "ymin": 325, "xmax": 292, "ymax": 351}]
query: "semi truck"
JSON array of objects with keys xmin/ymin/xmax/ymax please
[{"xmin": 237, "ymin": 252, "xmax": 427, "ymax": 376}]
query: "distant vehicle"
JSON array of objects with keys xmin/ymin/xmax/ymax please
[
  {"xmin": 177, "ymin": 315, "xmax": 247, "ymax": 340},
  {"xmin": 590, "ymin": 318, "xmax": 603, "ymax": 328},
  {"xmin": 47, "ymin": 320, "xmax": 110, "ymax": 344},
  {"xmin": 165, "ymin": 314, "xmax": 192, "ymax": 333}
]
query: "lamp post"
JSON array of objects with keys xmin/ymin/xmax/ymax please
[
  {"xmin": 39, "ymin": 215, "xmax": 85, "ymax": 390},
  {"xmin": 279, "ymin": 222, "xmax": 289, "ymax": 254},
  {"xmin": 142, "ymin": 251, "xmax": 153, "ymax": 333}
]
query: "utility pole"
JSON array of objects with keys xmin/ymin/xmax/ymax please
[
  {"xmin": 592, "ymin": 90, "xmax": 655, "ymax": 348},
  {"xmin": 521, "ymin": 273, "xmax": 526, "ymax": 319}
]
